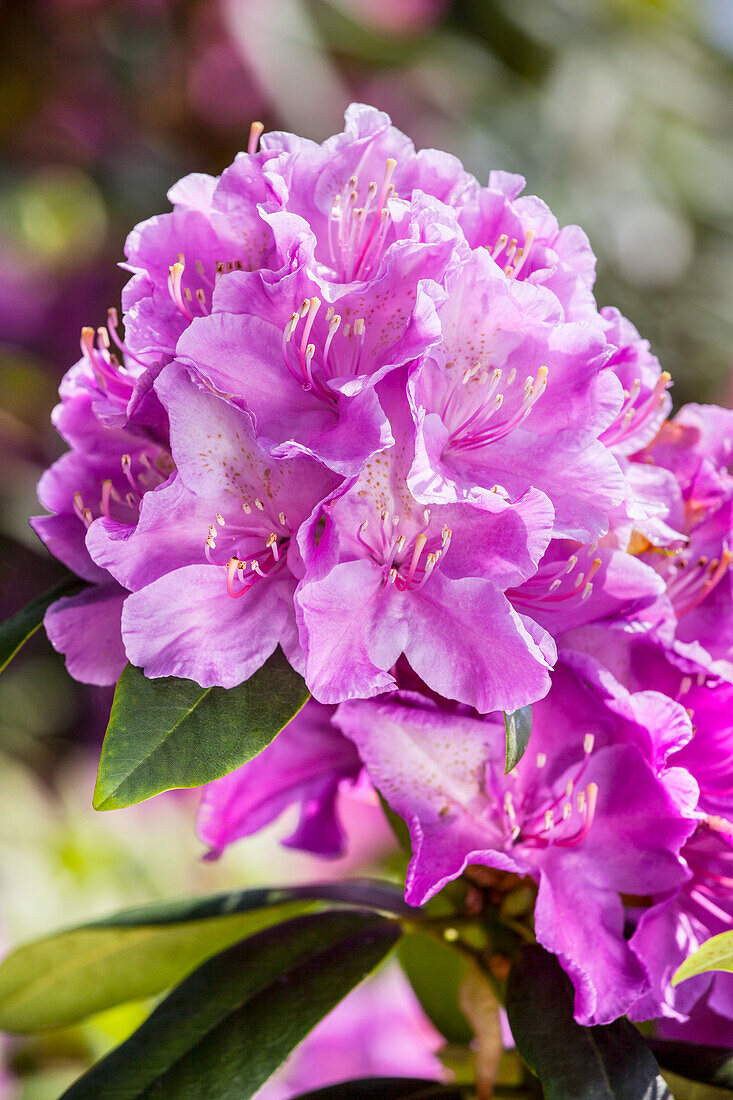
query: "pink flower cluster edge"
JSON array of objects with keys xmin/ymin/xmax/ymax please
[{"xmin": 32, "ymin": 104, "xmax": 733, "ymax": 1039}]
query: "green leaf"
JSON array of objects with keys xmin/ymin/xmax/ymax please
[
  {"xmin": 291, "ymin": 1080, "xmax": 469, "ymax": 1098},
  {"xmin": 61, "ymin": 910, "xmax": 401, "ymax": 1099},
  {"xmin": 661, "ymin": 1070, "xmax": 733, "ymax": 1099},
  {"xmin": 93, "ymin": 650, "xmax": 310, "ymax": 810},
  {"xmin": 0, "ymin": 879, "xmax": 409, "ymax": 1033},
  {"xmin": 0, "ymin": 574, "xmax": 87, "ymax": 674},
  {"xmin": 506, "ymin": 944, "xmax": 671, "ymax": 1099},
  {"xmin": 504, "ymin": 706, "xmax": 532, "ymax": 774},
  {"xmin": 378, "ymin": 790, "xmax": 412, "ymax": 852},
  {"xmin": 398, "ymin": 931, "xmax": 472, "ymax": 1044},
  {"xmin": 673, "ymin": 930, "xmax": 733, "ymax": 987},
  {"xmin": 648, "ymin": 1039, "xmax": 733, "ymax": 1091}
]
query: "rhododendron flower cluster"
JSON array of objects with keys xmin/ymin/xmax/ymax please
[{"xmin": 32, "ymin": 106, "xmax": 733, "ymax": 1041}]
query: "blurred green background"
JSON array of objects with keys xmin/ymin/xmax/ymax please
[{"xmin": 1, "ymin": 0, "xmax": 733, "ymax": 1093}]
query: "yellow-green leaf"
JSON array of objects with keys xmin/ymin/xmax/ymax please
[{"xmin": 673, "ymin": 931, "xmax": 733, "ymax": 987}]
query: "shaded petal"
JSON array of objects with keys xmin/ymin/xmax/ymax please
[
  {"xmin": 45, "ymin": 584, "xmax": 126, "ymax": 686},
  {"xmin": 31, "ymin": 512, "xmax": 107, "ymax": 585},
  {"xmin": 197, "ymin": 702, "xmax": 361, "ymax": 858}
]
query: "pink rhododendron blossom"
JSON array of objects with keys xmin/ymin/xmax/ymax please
[
  {"xmin": 31, "ymin": 104, "xmax": 733, "ymax": 1041},
  {"xmin": 33, "ymin": 103, "xmax": 650, "ymax": 705}
]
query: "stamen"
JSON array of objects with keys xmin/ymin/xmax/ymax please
[
  {"xmin": 121, "ymin": 454, "xmax": 140, "ymax": 497},
  {"xmin": 323, "ymin": 313, "xmax": 341, "ymax": 376},
  {"xmin": 404, "ymin": 533, "xmax": 427, "ymax": 587},
  {"xmin": 266, "ymin": 532, "xmax": 280, "ymax": 561},
  {"xmin": 556, "ymin": 784, "xmax": 598, "ymax": 847},
  {"xmin": 100, "ymin": 479, "xmax": 113, "ymax": 519},
  {"xmin": 448, "ymin": 364, "xmax": 548, "ymax": 452},
  {"xmin": 490, "ymin": 233, "xmax": 508, "ymax": 260},
  {"xmin": 352, "ymin": 158, "xmax": 397, "ymax": 280},
  {"xmin": 248, "ymin": 120, "xmax": 264, "ymax": 155},
  {"xmin": 510, "ymin": 230, "xmax": 534, "ymax": 278}
]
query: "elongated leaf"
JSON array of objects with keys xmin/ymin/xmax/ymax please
[
  {"xmin": 0, "ymin": 574, "xmax": 87, "ymax": 674},
  {"xmin": 61, "ymin": 910, "xmax": 401, "ymax": 1099},
  {"xmin": 291, "ymin": 1080, "xmax": 469, "ymax": 1099},
  {"xmin": 504, "ymin": 706, "xmax": 532, "ymax": 774},
  {"xmin": 506, "ymin": 944, "xmax": 670, "ymax": 1099},
  {"xmin": 94, "ymin": 650, "xmax": 309, "ymax": 810},
  {"xmin": 398, "ymin": 931, "xmax": 472, "ymax": 1044},
  {"xmin": 673, "ymin": 930, "xmax": 733, "ymax": 987},
  {"xmin": 649, "ymin": 1039, "xmax": 733, "ymax": 1090},
  {"xmin": 0, "ymin": 879, "xmax": 409, "ymax": 1033}
]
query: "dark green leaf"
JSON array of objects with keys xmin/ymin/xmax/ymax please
[
  {"xmin": 0, "ymin": 879, "xmax": 410, "ymax": 1033},
  {"xmin": 398, "ymin": 931, "xmax": 472, "ymax": 1044},
  {"xmin": 378, "ymin": 790, "xmax": 412, "ymax": 852},
  {"xmin": 93, "ymin": 650, "xmax": 310, "ymax": 810},
  {"xmin": 291, "ymin": 1079, "xmax": 469, "ymax": 1098},
  {"xmin": 61, "ymin": 910, "xmax": 402, "ymax": 1099},
  {"xmin": 648, "ymin": 1039, "xmax": 733, "ymax": 1090},
  {"xmin": 504, "ymin": 706, "xmax": 532, "ymax": 774},
  {"xmin": 506, "ymin": 944, "xmax": 671, "ymax": 1099},
  {"xmin": 0, "ymin": 575, "xmax": 87, "ymax": 674}
]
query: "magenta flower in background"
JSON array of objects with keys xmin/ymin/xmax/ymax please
[{"xmin": 255, "ymin": 963, "xmax": 448, "ymax": 1099}]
